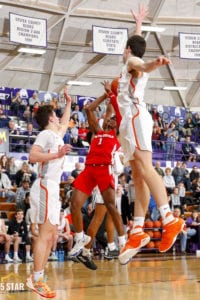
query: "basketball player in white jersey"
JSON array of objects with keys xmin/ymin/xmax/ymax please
[
  {"xmin": 26, "ymin": 88, "xmax": 72, "ymax": 298},
  {"xmin": 106, "ymin": 5, "xmax": 184, "ymax": 264}
]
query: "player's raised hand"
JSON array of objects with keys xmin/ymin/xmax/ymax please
[
  {"xmin": 131, "ymin": 4, "xmax": 149, "ymax": 23},
  {"xmin": 64, "ymin": 86, "xmax": 72, "ymax": 104},
  {"xmin": 102, "ymin": 80, "xmax": 112, "ymax": 94}
]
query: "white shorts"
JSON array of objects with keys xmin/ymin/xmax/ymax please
[
  {"xmin": 30, "ymin": 178, "xmax": 61, "ymax": 225},
  {"xmin": 119, "ymin": 102, "xmax": 153, "ymax": 163}
]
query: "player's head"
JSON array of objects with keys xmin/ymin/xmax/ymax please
[
  {"xmin": 125, "ymin": 35, "xmax": 146, "ymax": 58},
  {"xmin": 35, "ymin": 105, "xmax": 58, "ymax": 130},
  {"xmin": 103, "ymin": 114, "xmax": 117, "ymax": 130}
]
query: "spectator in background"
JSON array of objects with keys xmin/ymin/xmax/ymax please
[
  {"xmin": 0, "ymin": 154, "xmax": 8, "ymax": 174},
  {"xmin": 16, "ymin": 178, "xmax": 30, "ymax": 211},
  {"xmin": 8, "ymin": 120, "xmax": 21, "ymax": 152},
  {"xmin": 71, "ymin": 104, "xmax": 85, "ymax": 123},
  {"xmin": 0, "ymin": 217, "xmax": 13, "ymax": 262},
  {"xmin": 71, "ymin": 162, "xmax": 82, "ymax": 179},
  {"xmin": 29, "ymin": 92, "xmax": 40, "ymax": 113},
  {"xmin": 152, "ymin": 125, "xmax": 161, "ymax": 150},
  {"xmin": 10, "ymin": 92, "xmax": 22, "ymax": 116},
  {"xmin": 190, "ymin": 165, "xmax": 200, "ymax": 183},
  {"xmin": 32, "ymin": 102, "xmax": 40, "ymax": 119},
  {"xmin": 0, "ymin": 107, "xmax": 11, "ymax": 128},
  {"xmin": 7, "ymin": 156, "xmax": 18, "ymax": 186},
  {"xmin": 182, "ymin": 117, "xmax": 195, "ymax": 137},
  {"xmin": 185, "ymin": 210, "xmax": 200, "ymax": 250},
  {"xmin": 166, "ymin": 121, "xmax": 179, "ymax": 161},
  {"xmin": 172, "ymin": 161, "xmax": 185, "ymax": 186},
  {"xmin": 23, "ymin": 106, "xmax": 31, "ymax": 122},
  {"xmin": 78, "ymin": 122, "xmax": 89, "ymax": 141},
  {"xmin": 0, "ymin": 163, "xmax": 16, "ymax": 202},
  {"xmin": 182, "ymin": 135, "xmax": 197, "ymax": 162},
  {"xmin": 154, "ymin": 161, "xmax": 165, "ymax": 177},
  {"xmin": 7, "ymin": 209, "xmax": 33, "ymax": 262},
  {"xmin": 191, "ymin": 177, "xmax": 200, "ymax": 199},
  {"xmin": 163, "ymin": 167, "xmax": 176, "ymax": 195},
  {"xmin": 182, "ymin": 162, "xmax": 192, "ymax": 191},
  {"xmin": 15, "ymin": 162, "xmax": 37, "ymax": 187},
  {"xmin": 170, "ymin": 187, "xmax": 182, "ymax": 212}
]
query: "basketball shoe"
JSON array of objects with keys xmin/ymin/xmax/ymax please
[
  {"xmin": 118, "ymin": 227, "xmax": 150, "ymax": 265},
  {"xmin": 26, "ymin": 275, "xmax": 56, "ymax": 298},
  {"xmin": 68, "ymin": 234, "xmax": 91, "ymax": 257},
  {"xmin": 77, "ymin": 252, "xmax": 97, "ymax": 270},
  {"xmin": 159, "ymin": 214, "xmax": 185, "ymax": 253}
]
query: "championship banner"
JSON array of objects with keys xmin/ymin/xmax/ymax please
[
  {"xmin": 179, "ymin": 32, "xmax": 200, "ymax": 59},
  {"xmin": 93, "ymin": 25, "xmax": 128, "ymax": 55},
  {"xmin": 0, "ymin": 129, "xmax": 9, "ymax": 154},
  {"xmin": 9, "ymin": 13, "xmax": 47, "ymax": 47}
]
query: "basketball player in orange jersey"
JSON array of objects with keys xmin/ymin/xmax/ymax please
[
  {"xmin": 103, "ymin": 5, "xmax": 184, "ymax": 264},
  {"xmin": 68, "ymin": 92, "xmax": 126, "ymax": 262}
]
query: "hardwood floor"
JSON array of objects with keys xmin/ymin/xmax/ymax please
[{"xmin": 0, "ymin": 253, "xmax": 200, "ymax": 300}]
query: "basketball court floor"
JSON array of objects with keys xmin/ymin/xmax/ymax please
[{"xmin": 0, "ymin": 253, "xmax": 200, "ymax": 300}]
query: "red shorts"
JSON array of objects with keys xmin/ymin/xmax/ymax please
[{"xmin": 73, "ymin": 165, "xmax": 115, "ymax": 195}]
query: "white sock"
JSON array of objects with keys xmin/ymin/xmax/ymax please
[
  {"xmin": 75, "ymin": 231, "xmax": 84, "ymax": 241},
  {"xmin": 5, "ymin": 253, "xmax": 10, "ymax": 259},
  {"xmin": 118, "ymin": 235, "xmax": 126, "ymax": 248},
  {"xmin": 26, "ymin": 251, "xmax": 30, "ymax": 258},
  {"xmin": 82, "ymin": 247, "xmax": 90, "ymax": 256},
  {"xmin": 130, "ymin": 217, "xmax": 144, "ymax": 234},
  {"xmin": 159, "ymin": 204, "xmax": 174, "ymax": 225},
  {"xmin": 107, "ymin": 242, "xmax": 116, "ymax": 251},
  {"xmin": 14, "ymin": 252, "xmax": 19, "ymax": 259},
  {"xmin": 34, "ymin": 270, "xmax": 44, "ymax": 282}
]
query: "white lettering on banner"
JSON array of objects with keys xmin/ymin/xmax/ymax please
[
  {"xmin": 179, "ymin": 32, "xmax": 200, "ymax": 59},
  {"xmin": 9, "ymin": 13, "xmax": 47, "ymax": 47},
  {"xmin": 93, "ymin": 25, "xmax": 128, "ymax": 55}
]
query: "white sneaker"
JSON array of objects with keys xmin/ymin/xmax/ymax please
[
  {"xmin": 5, "ymin": 256, "xmax": 13, "ymax": 263},
  {"xmin": 13, "ymin": 257, "xmax": 22, "ymax": 263},
  {"xmin": 26, "ymin": 256, "xmax": 34, "ymax": 262},
  {"xmin": 48, "ymin": 253, "xmax": 58, "ymax": 261},
  {"xmin": 68, "ymin": 234, "xmax": 91, "ymax": 257}
]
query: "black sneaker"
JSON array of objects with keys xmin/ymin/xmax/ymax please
[
  {"xmin": 104, "ymin": 248, "xmax": 119, "ymax": 260},
  {"xmin": 77, "ymin": 253, "xmax": 97, "ymax": 270}
]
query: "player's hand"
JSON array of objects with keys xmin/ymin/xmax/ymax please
[
  {"xmin": 64, "ymin": 87, "xmax": 72, "ymax": 104},
  {"xmin": 102, "ymin": 80, "xmax": 111, "ymax": 94},
  {"xmin": 57, "ymin": 144, "xmax": 72, "ymax": 157},
  {"xmin": 156, "ymin": 56, "xmax": 170, "ymax": 66},
  {"xmin": 131, "ymin": 4, "xmax": 149, "ymax": 23}
]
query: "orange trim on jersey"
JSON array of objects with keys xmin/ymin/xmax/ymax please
[
  {"xmin": 40, "ymin": 179, "xmax": 49, "ymax": 223},
  {"xmin": 130, "ymin": 75, "xmax": 136, "ymax": 95},
  {"xmin": 132, "ymin": 103, "xmax": 141, "ymax": 150}
]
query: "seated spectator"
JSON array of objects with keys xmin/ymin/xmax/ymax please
[
  {"xmin": 22, "ymin": 122, "xmax": 37, "ymax": 152},
  {"xmin": 57, "ymin": 209, "xmax": 73, "ymax": 252},
  {"xmin": 0, "ymin": 163, "xmax": 16, "ymax": 202},
  {"xmin": 185, "ymin": 210, "xmax": 200, "ymax": 250},
  {"xmin": 190, "ymin": 165, "xmax": 200, "ymax": 183},
  {"xmin": 163, "ymin": 167, "xmax": 176, "ymax": 195},
  {"xmin": 71, "ymin": 104, "xmax": 85, "ymax": 123},
  {"xmin": 71, "ymin": 162, "xmax": 82, "ymax": 179},
  {"xmin": 154, "ymin": 161, "xmax": 164, "ymax": 177},
  {"xmin": 8, "ymin": 120, "xmax": 22, "ymax": 152},
  {"xmin": 191, "ymin": 177, "xmax": 200, "ymax": 199},
  {"xmin": 7, "ymin": 209, "xmax": 33, "ymax": 262},
  {"xmin": 182, "ymin": 117, "xmax": 195, "ymax": 137},
  {"xmin": 23, "ymin": 106, "xmax": 32, "ymax": 122},
  {"xmin": 0, "ymin": 108, "xmax": 11, "ymax": 128},
  {"xmin": 170, "ymin": 187, "xmax": 182, "ymax": 212},
  {"xmin": 0, "ymin": 154, "xmax": 9, "ymax": 174},
  {"xmin": 15, "ymin": 162, "xmax": 37, "ymax": 187},
  {"xmin": 29, "ymin": 91, "xmax": 40, "ymax": 113},
  {"xmin": 173, "ymin": 208, "xmax": 196, "ymax": 254},
  {"xmin": 32, "ymin": 102, "xmax": 40, "ymax": 119},
  {"xmin": 182, "ymin": 135, "xmax": 197, "ymax": 162},
  {"xmin": 0, "ymin": 217, "xmax": 13, "ymax": 262},
  {"xmin": 182, "ymin": 162, "xmax": 192, "ymax": 191},
  {"xmin": 7, "ymin": 156, "xmax": 18, "ymax": 186},
  {"xmin": 78, "ymin": 122, "xmax": 89, "ymax": 141},
  {"xmin": 16, "ymin": 178, "xmax": 30, "ymax": 211}
]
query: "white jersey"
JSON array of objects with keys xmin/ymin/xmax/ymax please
[
  {"xmin": 34, "ymin": 129, "xmax": 65, "ymax": 184},
  {"xmin": 117, "ymin": 57, "xmax": 153, "ymax": 163}
]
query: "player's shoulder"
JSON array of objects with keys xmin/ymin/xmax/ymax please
[{"xmin": 127, "ymin": 56, "xmax": 144, "ymax": 65}]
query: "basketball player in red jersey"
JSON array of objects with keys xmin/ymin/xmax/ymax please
[{"xmin": 69, "ymin": 92, "xmax": 126, "ymax": 260}]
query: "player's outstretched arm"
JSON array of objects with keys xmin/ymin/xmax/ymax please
[{"xmin": 131, "ymin": 4, "xmax": 148, "ymax": 36}]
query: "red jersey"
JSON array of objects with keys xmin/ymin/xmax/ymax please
[
  {"xmin": 78, "ymin": 128, "xmax": 89, "ymax": 141},
  {"xmin": 108, "ymin": 91, "xmax": 122, "ymax": 128},
  {"xmin": 85, "ymin": 129, "xmax": 120, "ymax": 165}
]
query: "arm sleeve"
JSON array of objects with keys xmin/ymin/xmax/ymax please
[{"xmin": 108, "ymin": 92, "xmax": 122, "ymax": 128}]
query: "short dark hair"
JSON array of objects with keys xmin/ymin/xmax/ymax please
[
  {"xmin": 35, "ymin": 105, "xmax": 55, "ymax": 130},
  {"xmin": 126, "ymin": 35, "xmax": 146, "ymax": 58}
]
